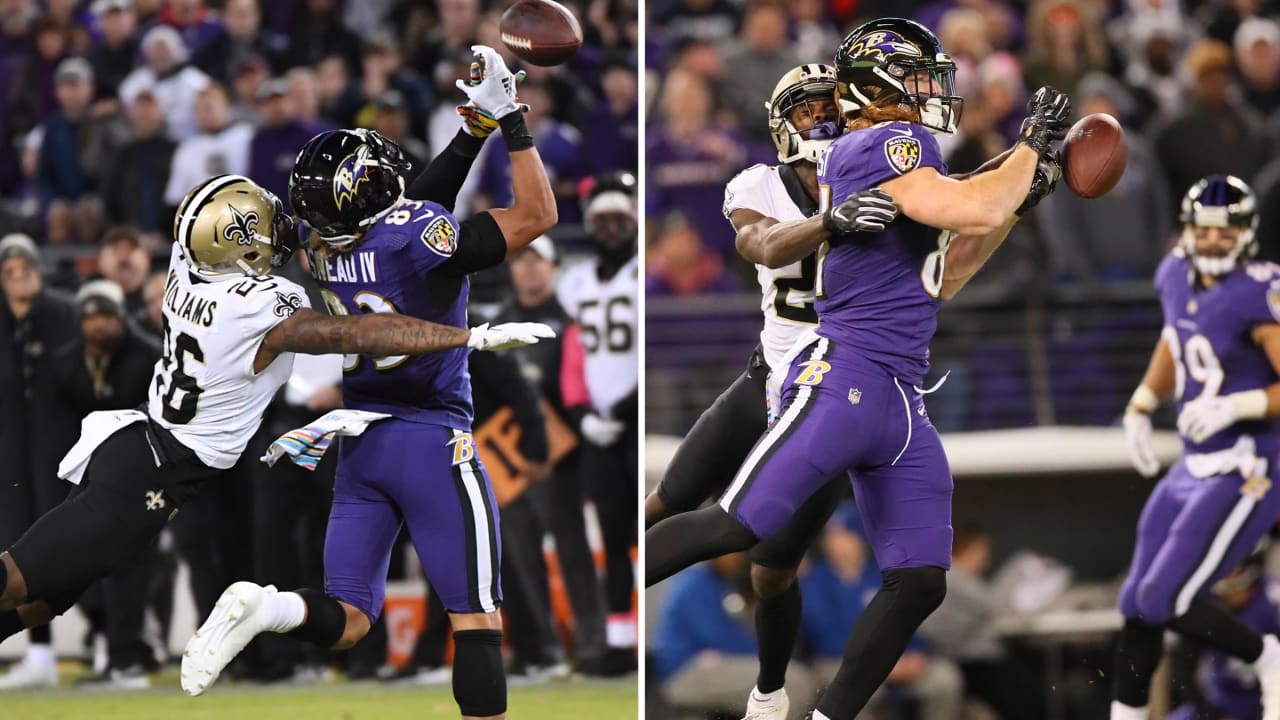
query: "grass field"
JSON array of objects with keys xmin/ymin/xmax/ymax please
[{"xmin": 2, "ymin": 671, "xmax": 637, "ymax": 720}]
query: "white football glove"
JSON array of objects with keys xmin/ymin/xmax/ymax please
[
  {"xmin": 454, "ymin": 45, "xmax": 526, "ymax": 120},
  {"xmin": 1178, "ymin": 396, "xmax": 1241, "ymax": 443},
  {"xmin": 467, "ymin": 322, "xmax": 556, "ymax": 351},
  {"xmin": 1123, "ymin": 411, "xmax": 1160, "ymax": 478},
  {"xmin": 581, "ymin": 413, "xmax": 625, "ymax": 447}
]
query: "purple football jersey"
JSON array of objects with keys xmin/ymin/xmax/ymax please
[
  {"xmin": 1156, "ymin": 252, "xmax": 1280, "ymax": 453},
  {"xmin": 1198, "ymin": 580, "xmax": 1280, "ymax": 719},
  {"xmin": 815, "ymin": 121, "xmax": 950, "ymax": 386},
  {"xmin": 307, "ymin": 198, "xmax": 472, "ymax": 428}
]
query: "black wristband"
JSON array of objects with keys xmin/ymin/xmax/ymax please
[
  {"xmin": 451, "ymin": 128, "xmax": 486, "ymax": 159},
  {"xmin": 499, "ymin": 112, "xmax": 535, "ymax": 152}
]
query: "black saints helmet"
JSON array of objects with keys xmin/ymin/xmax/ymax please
[
  {"xmin": 834, "ymin": 17, "xmax": 963, "ymax": 134},
  {"xmin": 289, "ymin": 129, "xmax": 411, "ymax": 249}
]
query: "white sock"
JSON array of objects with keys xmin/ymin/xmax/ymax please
[
  {"xmin": 1257, "ymin": 635, "xmax": 1280, "ymax": 671},
  {"xmin": 751, "ymin": 685, "xmax": 785, "ymax": 703},
  {"xmin": 606, "ymin": 613, "xmax": 636, "ymax": 647},
  {"xmin": 25, "ymin": 643, "xmax": 54, "ymax": 668},
  {"xmin": 260, "ymin": 590, "xmax": 307, "ymax": 633},
  {"xmin": 812, "ymin": 711, "xmax": 832, "ymax": 720},
  {"xmin": 1109, "ymin": 700, "xmax": 1148, "ymax": 720}
]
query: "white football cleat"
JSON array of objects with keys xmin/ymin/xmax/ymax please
[
  {"xmin": 743, "ymin": 686, "xmax": 789, "ymax": 720},
  {"xmin": 0, "ymin": 657, "xmax": 58, "ymax": 690},
  {"xmin": 181, "ymin": 581, "xmax": 275, "ymax": 697}
]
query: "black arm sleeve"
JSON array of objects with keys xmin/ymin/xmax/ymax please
[
  {"xmin": 403, "ymin": 130, "xmax": 486, "ymax": 212},
  {"xmin": 438, "ymin": 211, "xmax": 507, "ymax": 276},
  {"xmin": 609, "ymin": 387, "xmax": 638, "ymax": 424}
]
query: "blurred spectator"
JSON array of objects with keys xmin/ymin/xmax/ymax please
[
  {"xmin": 7, "ymin": 18, "xmax": 73, "ymax": 142},
  {"xmin": 1234, "ymin": 17, "xmax": 1280, "ymax": 114},
  {"xmin": 720, "ymin": 0, "xmax": 800, "ymax": 143},
  {"xmin": 920, "ymin": 525, "xmax": 1045, "ymax": 720},
  {"xmin": 789, "ymin": 0, "xmax": 841, "ymax": 63},
  {"xmin": 1112, "ymin": 1, "xmax": 1191, "ymax": 123},
  {"xmin": 979, "ymin": 52, "xmax": 1029, "ymax": 146},
  {"xmin": 654, "ymin": 0, "xmax": 738, "ymax": 45},
  {"xmin": 163, "ymin": 83, "xmax": 252, "ymax": 209},
  {"xmin": 138, "ymin": 269, "xmax": 166, "ymax": 343},
  {"xmin": 284, "ymin": 66, "xmax": 335, "ymax": 131},
  {"xmin": 101, "ymin": 89, "xmax": 176, "ymax": 237},
  {"xmin": 1201, "ymin": 0, "xmax": 1277, "ymax": 45},
  {"xmin": 283, "ymin": 0, "xmax": 362, "ymax": 75},
  {"xmin": 585, "ymin": 57, "xmax": 639, "ymax": 175},
  {"xmin": 0, "ymin": 234, "xmax": 78, "ymax": 691},
  {"xmin": 86, "ymin": 0, "xmax": 140, "ymax": 103},
  {"xmin": 477, "ymin": 81, "xmax": 585, "ymax": 225},
  {"xmin": 249, "ymin": 78, "xmax": 317, "ymax": 207},
  {"xmin": 352, "ymin": 35, "xmax": 432, "ymax": 134},
  {"xmin": 410, "ymin": 0, "xmax": 479, "ymax": 84},
  {"xmin": 1151, "ymin": 39, "xmax": 1276, "ymax": 210},
  {"xmin": 97, "ymin": 226, "xmax": 151, "ymax": 318},
  {"xmin": 1038, "ymin": 73, "xmax": 1173, "ymax": 283},
  {"xmin": 155, "ymin": 0, "xmax": 222, "ymax": 55},
  {"xmin": 369, "ymin": 90, "xmax": 429, "ymax": 168},
  {"xmin": 645, "ymin": 217, "xmax": 740, "ymax": 296},
  {"xmin": 1022, "ymin": 0, "xmax": 1108, "ymax": 98},
  {"xmin": 118, "ymin": 24, "xmax": 212, "ymax": 141},
  {"xmin": 229, "ymin": 52, "xmax": 271, "ymax": 117},
  {"xmin": 314, "ymin": 53, "xmax": 362, "ymax": 128},
  {"xmin": 192, "ymin": 0, "xmax": 279, "ymax": 86},
  {"xmin": 915, "ymin": 0, "xmax": 1022, "ymax": 52},
  {"xmin": 800, "ymin": 507, "xmax": 964, "ymax": 720},
  {"xmin": 646, "ymin": 70, "xmax": 769, "ymax": 255},
  {"xmin": 654, "ymin": 553, "xmax": 819, "ymax": 720},
  {"xmin": 38, "ymin": 58, "xmax": 130, "ymax": 207},
  {"xmin": 939, "ymin": 7, "xmax": 994, "ymax": 73}
]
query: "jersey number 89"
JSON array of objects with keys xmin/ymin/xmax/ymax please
[{"xmin": 321, "ymin": 288, "xmax": 409, "ymax": 371}]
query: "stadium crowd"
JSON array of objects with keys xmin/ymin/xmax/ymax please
[{"xmin": 0, "ymin": 0, "xmax": 638, "ymax": 691}]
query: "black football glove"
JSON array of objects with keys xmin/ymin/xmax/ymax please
[
  {"xmin": 1018, "ymin": 86, "xmax": 1071, "ymax": 156},
  {"xmin": 821, "ymin": 189, "xmax": 898, "ymax": 236},
  {"xmin": 1015, "ymin": 150, "xmax": 1062, "ymax": 216}
]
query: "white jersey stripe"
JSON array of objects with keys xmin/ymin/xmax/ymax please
[{"xmin": 457, "ymin": 444, "xmax": 498, "ymax": 613}]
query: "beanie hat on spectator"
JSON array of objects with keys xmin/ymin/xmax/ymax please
[
  {"xmin": 91, "ymin": 0, "xmax": 132, "ymax": 15},
  {"xmin": 76, "ymin": 279, "xmax": 125, "ymax": 317},
  {"xmin": 524, "ymin": 235, "xmax": 558, "ymax": 264},
  {"xmin": 0, "ymin": 234, "xmax": 39, "ymax": 266},
  {"xmin": 1076, "ymin": 71, "xmax": 1137, "ymax": 123},
  {"xmin": 141, "ymin": 25, "xmax": 190, "ymax": 65},
  {"xmin": 55, "ymin": 57, "xmax": 93, "ymax": 86},
  {"xmin": 1235, "ymin": 17, "xmax": 1280, "ymax": 59},
  {"xmin": 1184, "ymin": 39, "xmax": 1233, "ymax": 79}
]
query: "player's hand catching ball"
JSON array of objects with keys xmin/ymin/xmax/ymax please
[
  {"xmin": 821, "ymin": 189, "xmax": 898, "ymax": 236},
  {"xmin": 1015, "ymin": 151, "xmax": 1062, "ymax": 216},
  {"xmin": 1122, "ymin": 410, "xmax": 1160, "ymax": 478},
  {"xmin": 467, "ymin": 322, "xmax": 556, "ymax": 351},
  {"xmin": 1018, "ymin": 86, "xmax": 1071, "ymax": 156},
  {"xmin": 455, "ymin": 44, "xmax": 528, "ymax": 120}
]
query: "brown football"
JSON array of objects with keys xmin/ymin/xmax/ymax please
[
  {"xmin": 1061, "ymin": 112, "xmax": 1128, "ymax": 199},
  {"xmin": 499, "ymin": 0, "xmax": 583, "ymax": 67}
]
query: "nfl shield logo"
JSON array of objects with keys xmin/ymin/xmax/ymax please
[
  {"xmin": 884, "ymin": 136, "xmax": 922, "ymax": 175},
  {"xmin": 848, "ymin": 388, "xmax": 862, "ymax": 405}
]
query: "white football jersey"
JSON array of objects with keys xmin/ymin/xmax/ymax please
[
  {"xmin": 148, "ymin": 244, "xmax": 311, "ymax": 469},
  {"xmin": 723, "ymin": 163, "xmax": 819, "ymax": 370},
  {"xmin": 558, "ymin": 255, "xmax": 639, "ymax": 415}
]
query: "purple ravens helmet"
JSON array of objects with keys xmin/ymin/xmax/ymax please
[{"xmin": 1179, "ymin": 174, "xmax": 1259, "ymax": 277}]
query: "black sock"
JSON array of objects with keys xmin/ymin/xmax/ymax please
[
  {"xmin": 1169, "ymin": 598, "xmax": 1264, "ymax": 662},
  {"xmin": 289, "ymin": 588, "xmax": 347, "ymax": 649},
  {"xmin": 645, "ymin": 506, "xmax": 757, "ymax": 586},
  {"xmin": 452, "ymin": 629, "xmax": 507, "ymax": 717},
  {"xmin": 0, "ymin": 611, "xmax": 22, "ymax": 643},
  {"xmin": 755, "ymin": 580, "xmax": 801, "ymax": 694},
  {"xmin": 1113, "ymin": 618, "xmax": 1163, "ymax": 707},
  {"xmin": 816, "ymin": 567, "xmax": 946, "ymax": 720},
  {"xmin": 29, "ymin": 622, "xmax": 50, "ymax": 645}
]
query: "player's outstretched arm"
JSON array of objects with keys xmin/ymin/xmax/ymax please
[
  {"xmin": 733, "ymin": 190, "xmax": 897, "ymax": 269},
  {"xmin": 1124, "ymin": 336, "xmax": 1176, "ymax": 476},
  {"xmin": 254, "ymin": 311, "xmax": 556, "ymax": 371},
  {"xmin": 454, "ymin": 45, "xmax": 557, "ymax": 256}
]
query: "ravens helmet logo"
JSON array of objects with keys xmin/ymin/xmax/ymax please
[
  {"xmin": 333, "ymin": 145, "xmax": 374, "ymax": 212},
  {"xmin": 846, "ymin": 31, "xmax": 923, "ymax": 61}
]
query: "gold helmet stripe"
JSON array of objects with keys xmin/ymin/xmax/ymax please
[{"xmin": 176, "ymin": 174, "xmax": 248, "ymax": 262}]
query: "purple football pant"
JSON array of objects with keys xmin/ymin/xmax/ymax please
[
  {"xmin": 324, "ymin": 420, "xmax": 502, "ymax": 621},
  {"xmin": 719, "ymin": 337, "xmax": 954, "ymax": 570},
  {"xmin": 1119, "ymin": 440, "xmax": 1280, "ymax": 624}
]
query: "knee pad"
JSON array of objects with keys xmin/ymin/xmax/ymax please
[
  {"xmin": 291, "ymin": 589, "xmax": 348, "ymax": 649},
  {"xmin": 453, "ymin": 629, "xmax": 506, "ymax": 717},
  {"xmin": 884, "ymin": 566, "xmax": 947, "ymax": 619}
]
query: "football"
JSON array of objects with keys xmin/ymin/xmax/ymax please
[
  {"xmin": 1061, "ymin": 112, "xmax": 1128, "ymax": 199},
  {"xmin": 499, "ymin": 0, "xmax": 583, "ymax": 67}
]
